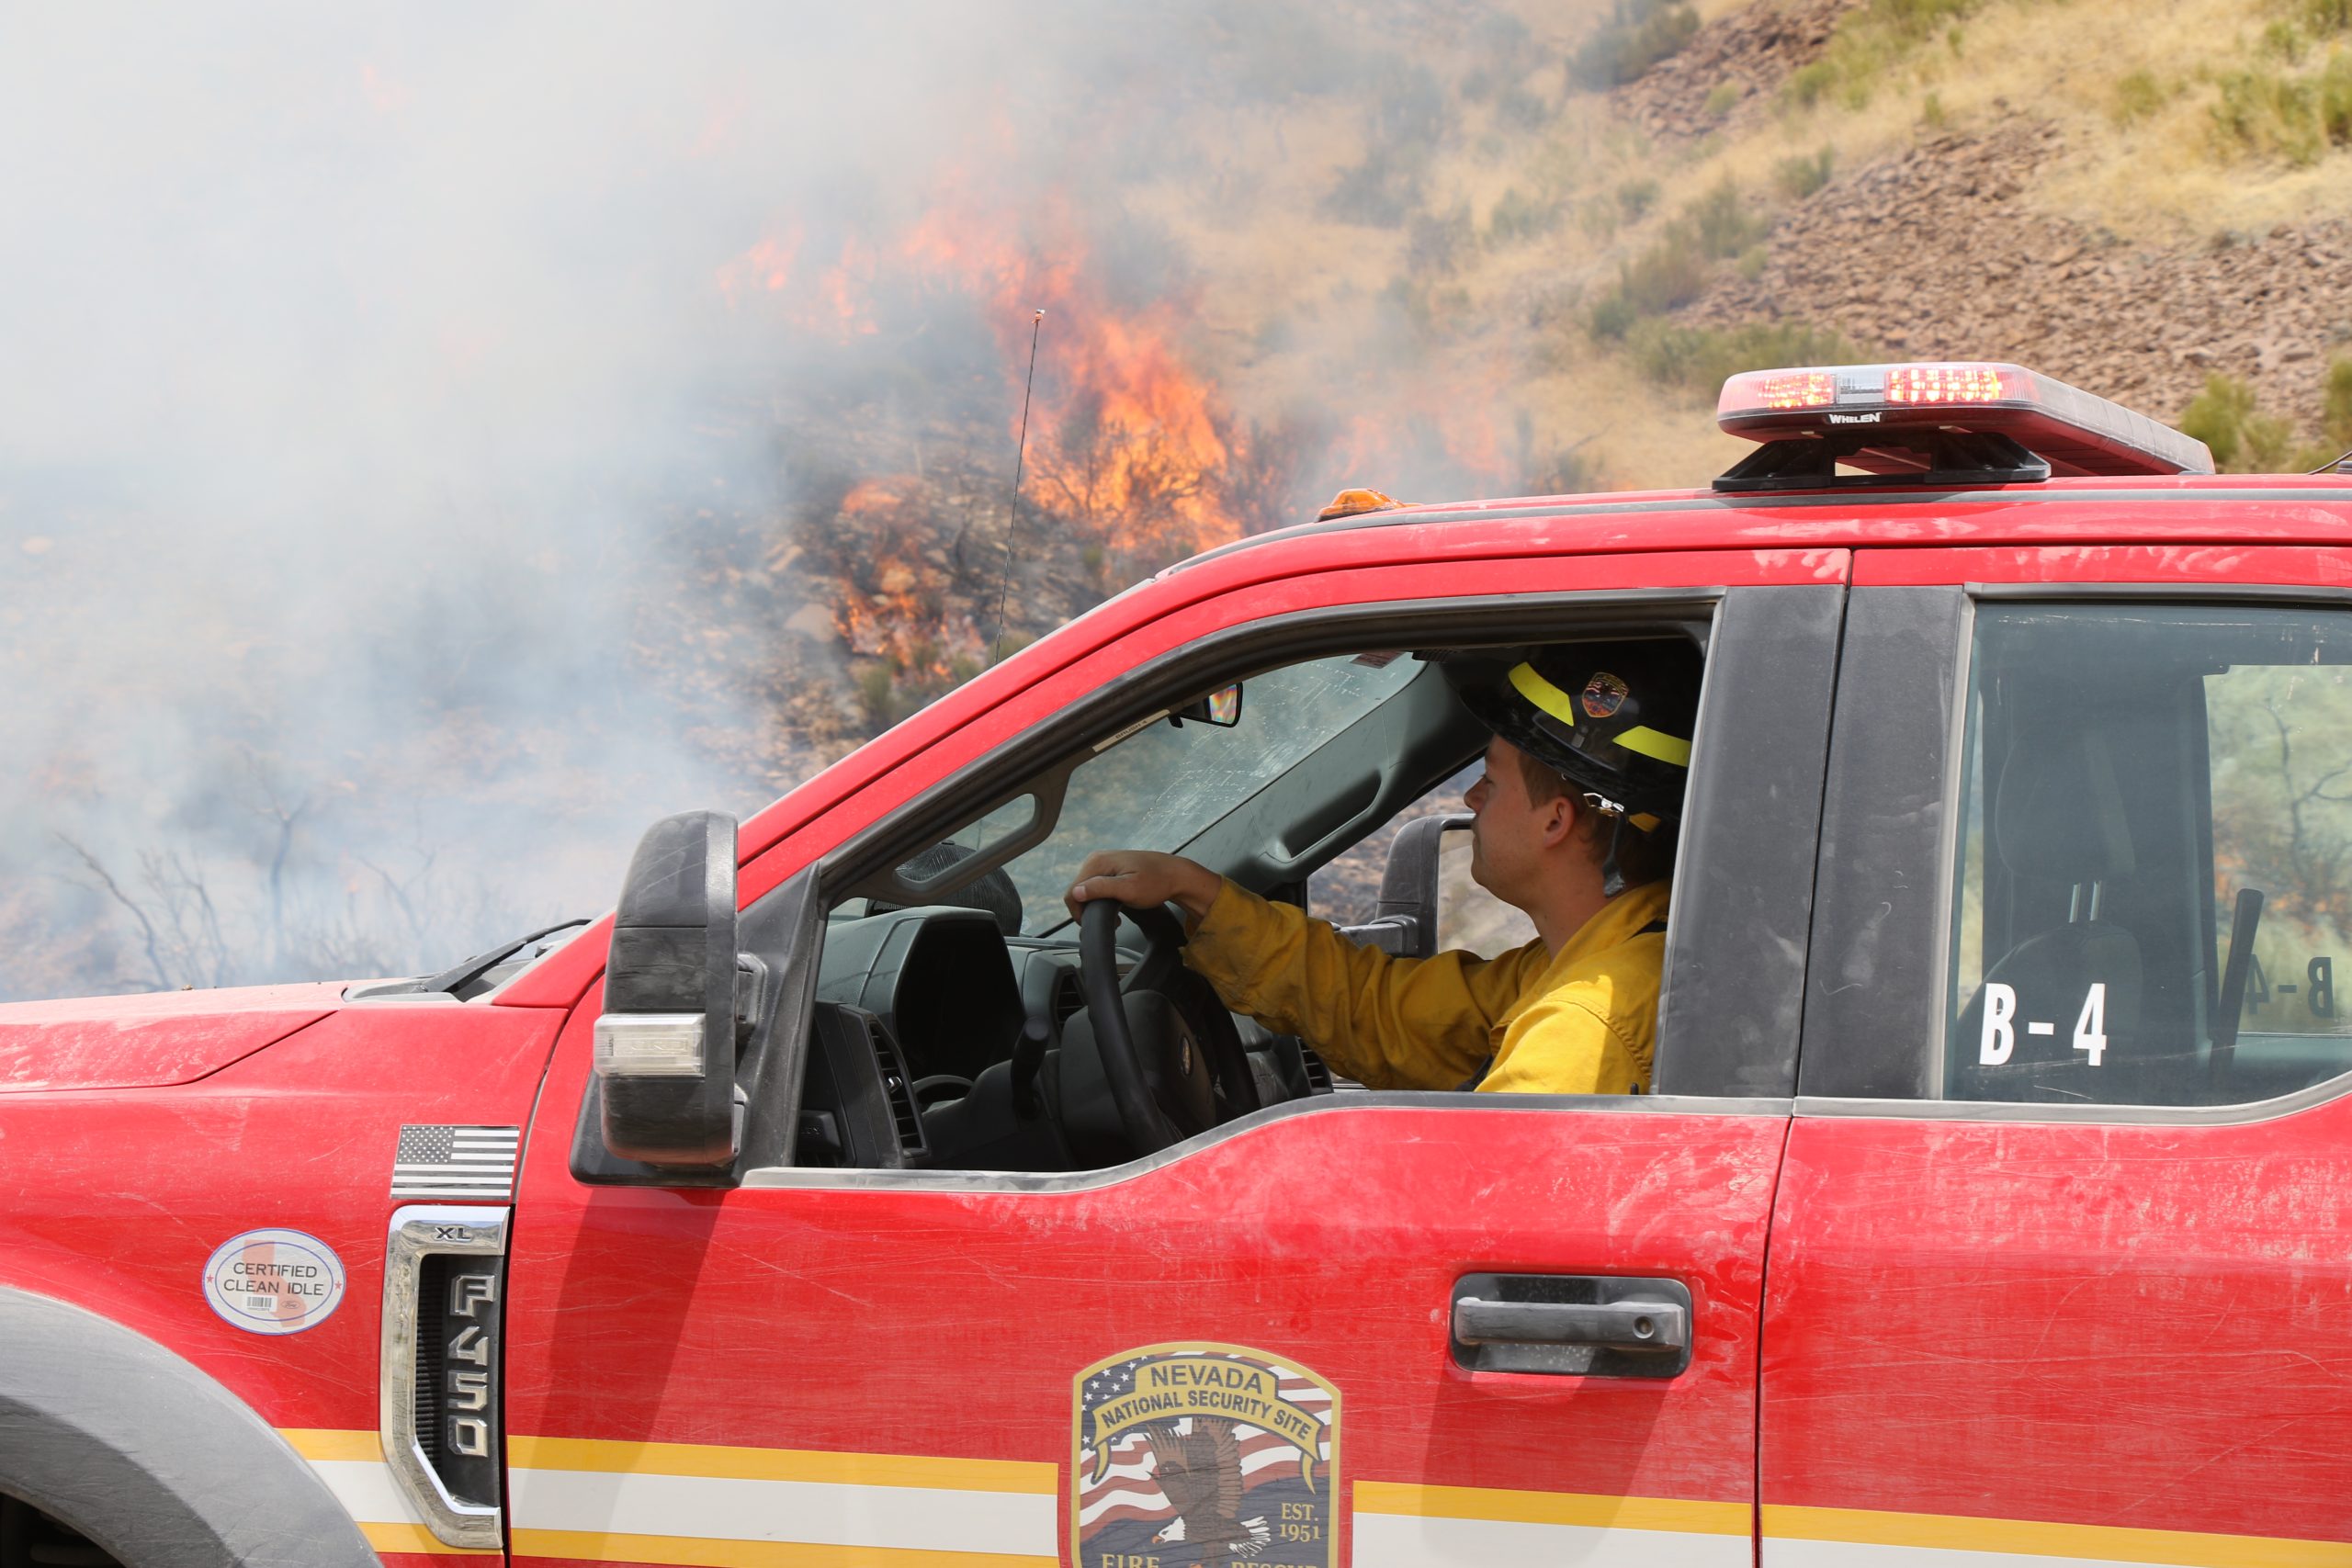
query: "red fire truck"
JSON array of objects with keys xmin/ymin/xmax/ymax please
[{"xmin": 6, "ymin": 363, "xmax": 2351, "ymax": 1568}]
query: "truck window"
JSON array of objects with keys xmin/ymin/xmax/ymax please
[{"xmin": 1942, "ymin": 604, "xmax": 2352, "ymax": 1107}]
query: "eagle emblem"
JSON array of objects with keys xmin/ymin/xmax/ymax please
[
  {"xmin": 1073, "ymin": 1343, "xmax": 1337, "ymax": 1566},
  {"xmin": 1146, "ymin": 1419, "xmax": 1271, "ymax": 1564}
]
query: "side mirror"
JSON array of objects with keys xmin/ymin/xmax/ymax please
[
  {"xmin": 593, "ymin": 810, "xmax": 744, "ymax": 1168},
  {"xmin": 1338, "ymin": 813, "xmax": 1469, "ymax": 958},
  {"xmin": 1337, "ymin": 813, "xmax": 1540, "ymax": 960},
  {"xmin": 1171, "ymin": 682, "xmax": 1243, "ymax": 728}
]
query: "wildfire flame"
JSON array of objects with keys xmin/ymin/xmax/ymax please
[
  {"xmin": 722, "ymin": 191, "xmax": 1253, "ymax": 560},
  {"xmin": 717, "ymin": 184, "xmax": 1533, "ymax": 729}
]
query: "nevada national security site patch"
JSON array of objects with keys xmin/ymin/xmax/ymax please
[{"xmin": 1073, "ymin": 1342, "xmax": 1338, "ymax": 1567}]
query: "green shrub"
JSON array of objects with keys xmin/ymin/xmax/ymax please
[
  {"xmin": 1322, "ymin": 61, "xmax": 1449, "ymax": 225},
  {"xmin": 2179, "ymin": 372, "xmax": 2305, "ymax": 471},
  {"xmin": 1497, "ymin": 85, "xmax": 1552, "ymax": 131},
  {"xmin": 1629, "ymin": 319, "xmax": 1863, "ymax": 391},
  {"xmin": 1588, "ymin": 232, "xmax": 1711, "ymax": 338},
  {"xmin": 1785, "ymin": 0, "xmax": 1987, "ymax": 113},
  {"xmin": 2324, "ymin": 355, "xmax": 2352, "ymax": 447},
  {"xmin": 1571, "ymin": 0, "xmax": 1701, "ymax": 89},
  {"xmin": 1585, "ymin": 183, "xmax": 1767, "ymax": 339},
  {"xmin": 1702, "ymin": 83, "xmax": 1741, "ymax": 120},
  {"xmin": 1773, "ymin": 145, "xmax": 1837, "ymax": 199},
  {"xmin": 2300, "ymin": 0, "xmax": 2352, "ymax": 35},
  {"xmin": 2324, "ymin": 51, "xmax": 2352, "ymax": 141},
  {"xmin": 2211, "ymin": 51, "xmax": 2352, "ymax": 162},
  {"xmin": 1408, "ymin": 202, "xmax": 1474, "ymax": 274},
  {"xmin": 1615, "ymin": 176, "xmax": 1660, "ymax": 220},
  {"xmin": 1788, "ymin": 60, "xmax": 1837, "ymax": 107},
  {"xmin": 2213, "ymin": 64, "xmax": 2317, "ymax": 162},
  {"xmin": 1486, "ymin": 187, "xmax": 1563, "ymax": 245},
  {"xmin": 1684, "ymin": 180, "xmax": 1767, "ymax": 259},
  {"xmin": 2111, "ymin": 69, "xmax": 2169, "ymax": 126},
  {"xmin": 1524, "ymin": 446, "xmax": 1603, "ymax": 495}
]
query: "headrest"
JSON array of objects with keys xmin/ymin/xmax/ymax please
[{"xmin": 1994, "ymin": 730, "xmax": 2136, "ymax": 884}]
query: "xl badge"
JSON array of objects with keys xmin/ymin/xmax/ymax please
[{"xmin": 1073, "ymin": 1342, "xmax": 1338, "ymax": 1566}]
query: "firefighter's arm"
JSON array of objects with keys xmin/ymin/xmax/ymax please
[{"xmin": 1177, "ymin": 877, "xmax": 1539, "ymax": 1091}]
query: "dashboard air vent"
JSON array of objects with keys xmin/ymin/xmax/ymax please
[
  {"xmin": 867, "ymin": 1016, "xmax": 929, "ymax": 1162},
  {"xmin": 1052, "ymin": 971, "xmax": 1086, "ymax": 1031},
  {"xmin": 1299, "ymin": 1044, "xmax": 1334, "ymax": 1094}
]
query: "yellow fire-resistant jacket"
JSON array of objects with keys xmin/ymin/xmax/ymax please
[{"xmin": 1182, "ymin": 878, "xmax": 1671, "ymax": 1095}]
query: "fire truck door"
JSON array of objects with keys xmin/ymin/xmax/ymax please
[
  {"xmin": 1767, "ymin": 548, "xmax": 2352, "ymax": 1562},
  {"xmin": 501, "ymin": 572, "xmax": 1845, "ymax": 1568}
]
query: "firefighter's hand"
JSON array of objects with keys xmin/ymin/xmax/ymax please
[{"xmin": 1065, "ymin": 851, "xmax": 1223, "ymax": 924}]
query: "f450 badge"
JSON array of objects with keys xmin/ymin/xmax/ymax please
[{"xmin": 1073, "ymin": 1342, "xmax": 1338, "ymax": 1567}]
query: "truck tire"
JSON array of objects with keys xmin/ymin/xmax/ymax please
[{"xmin": 0, "ymin": 1289, "xmax": 378, "ymax": 1568}]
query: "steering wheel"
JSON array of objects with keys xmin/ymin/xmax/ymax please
[{"xmin": 1078, "ymin": 898, "xmax": 1261, "ymax": 1154}]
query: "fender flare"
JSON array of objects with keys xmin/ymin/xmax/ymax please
[{"xmin": 0, "ymin": 1287, "xmax": 378, "ymax": 1568}]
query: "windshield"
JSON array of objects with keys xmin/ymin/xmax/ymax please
[{"xmin": 999, "ymin": 653, "xmax": 1422, "ymax": 933}]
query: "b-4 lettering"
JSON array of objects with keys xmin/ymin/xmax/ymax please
[
  {"xmin": 448, "ymin": 1324, "xmax": 490, "ymax": 1366},
  {"xmin": 450, "ymin": 1417, "xmax": 491, "ymax": 1459}
]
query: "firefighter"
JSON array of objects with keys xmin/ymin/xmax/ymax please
[{"xmin": 1064, "ymin": 641, "xmax": 1698, "ymax": 1094}]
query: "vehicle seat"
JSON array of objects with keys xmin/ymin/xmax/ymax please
[{"xmin": 1950, "ymin": 732, "xmax": 2143, "ymax": 1101}]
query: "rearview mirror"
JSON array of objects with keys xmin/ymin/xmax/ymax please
[
  {"xmin": 1171, "ymin": 682, "xmax": 1243, "ymax": 728},
  {"xmin": 593, "ymin": 810, "xmax": 745, "ymax": 1168}
]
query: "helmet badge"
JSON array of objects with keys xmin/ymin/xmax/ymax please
[{"xmin": 1580, "ymin": 672, "xmax": 1630, "ymax": 719}]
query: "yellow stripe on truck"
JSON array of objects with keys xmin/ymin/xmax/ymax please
[
  {"xmin": 1764, "ymin": 1504, "xmax": 2352, "ymax": 1566},
  {"xmin": 278, "ymin": 1427, "xmax": 385, "ymax": 1463},
  {"xmin": 510, "ymin": 1533, "xmax": 1051, "ymax": 1567},
  {"xmin": 507, "ymin": 1433, "xmax": 1057, "ymax": 1494}
]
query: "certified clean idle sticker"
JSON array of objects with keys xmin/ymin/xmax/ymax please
[
  {"xmin": 1074, "ymin": 1342, "xmax": 1339, "ymax": 1566},
  {"xmin": 201, "ymin": 1228, "xmax": 345, "ymax": 1335}
]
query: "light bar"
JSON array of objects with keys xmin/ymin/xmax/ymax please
[{"xmin": 1717, "ymin": 361, "xmax": 2213, "ymax": 479}]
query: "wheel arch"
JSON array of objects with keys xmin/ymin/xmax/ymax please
[{"xmin": 0, "ymin": 1286, "xmax": 378, "ymax": 1568}]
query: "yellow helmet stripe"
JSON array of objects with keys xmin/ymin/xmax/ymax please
[
  {"xmin": 1615, "ymin": 725, "xmax": 1692, "ymax": 767},
  {"xmin": 1508, "ymin": 662, "xmax": 1691, "ymax": 768},
  {"xmin": 1508, "ymin": 662, "xmax": 1580, "ymax": 726}
]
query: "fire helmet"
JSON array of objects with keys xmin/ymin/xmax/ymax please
[{"xmin": 1449, "ymin": 640, "xmax": 1701, "ymax": 832}]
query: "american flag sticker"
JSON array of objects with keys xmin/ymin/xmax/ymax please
[
  {"xmin": 390, "ymin": 1125, "xmax": 521, "ymax": 1201},
  {"xmin": 1072, "ymin": 1342, "xmax": 1338, "ymax": 1566}
]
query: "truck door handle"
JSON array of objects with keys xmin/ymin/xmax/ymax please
[
  {"xmin": 1453, "ymin": 1295, "xmax": 1688, "ymax": 1354},
  {"xmin": 1450, "ymin": 1272, "xmax": 1694, "ymax": 1378}
]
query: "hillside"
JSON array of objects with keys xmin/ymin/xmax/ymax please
[{"xmin": 1180, "ymin": 0, "xmax": 2352, "ymax": 492}]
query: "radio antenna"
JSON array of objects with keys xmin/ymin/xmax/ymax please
[{"xmin": 989, "ymin": 309, "xmax": 1046, "ymax": 665}]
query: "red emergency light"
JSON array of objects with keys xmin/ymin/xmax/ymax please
[{"xmin": 1714, "ymin": 361, "xmax": 2214, "ymax": 492}]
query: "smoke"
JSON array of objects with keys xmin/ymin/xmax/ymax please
[{"xmin": 0, "ymin": 4, "xmax": 1598, "ymax": 999}]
